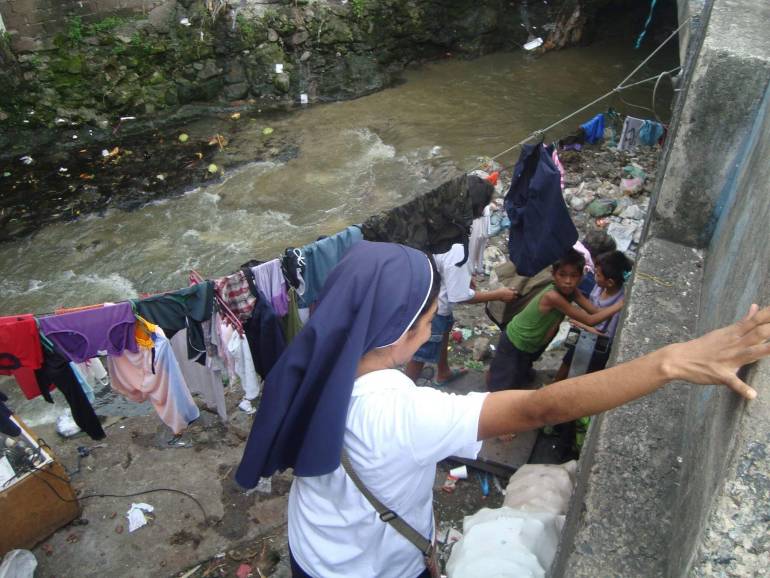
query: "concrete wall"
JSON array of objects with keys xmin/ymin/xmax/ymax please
[
  {"xmin": 672, "ymin": 79, "xmax": 770, "ymax": 578},
  {"xmin": 676, "ymin": 0, "xmax": 705, "ymax": 62},
  {"xmin": 652, "ymin": 0, "xmax": 770, "ymax": 247},
  {"xmin": 553, "ymin": 0, "xmax": 770, "ymax": 576}
]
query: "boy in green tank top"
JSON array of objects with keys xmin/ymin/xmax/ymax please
[{"xmin": 488, "ymin": 248, "xmax": 624, "ymax": 391}]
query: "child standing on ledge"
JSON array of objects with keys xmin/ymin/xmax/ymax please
[{"xmin": 488, "ymin": 248, "xmax": 624, "ymax": 391}]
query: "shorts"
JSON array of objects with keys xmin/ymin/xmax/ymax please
[
  {"xmin": 412, "ymin": 313, "xmax": 454, "ymax": 364},
  {"xmin": 487, "ymin": 333, "xmax": 542, "ymax": 391}
]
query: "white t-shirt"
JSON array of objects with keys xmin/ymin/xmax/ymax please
[
  {"xmin": 435, "ymin": 244, "xmax": 475, "ymax": 316},
  {"xmin": 288, "ymin": 369, "xmax": 487, "ymax": 578}
]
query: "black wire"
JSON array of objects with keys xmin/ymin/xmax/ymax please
[{"xmin": 28, "ymin": 459, "xmax": 210, "ymax": 522}]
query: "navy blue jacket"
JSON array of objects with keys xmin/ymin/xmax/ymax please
[{"xmin": 505, "ymin": 144, "xmax": 578, "ymax": 276}]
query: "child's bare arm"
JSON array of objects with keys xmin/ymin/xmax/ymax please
[
  {"xmin": 543, "ymin": 290, "xmax": 623, "ymax": 326},
  {"xmin": 465, "ymin": 287, "xmax": 518, "ymax": 304},
  {"xmin": 574, "ymin": 291, "xmax": 600, "ymax": 314},
  {"xmin": 569, "ymin": 319, "xmax": 607, "ymax": 336}
]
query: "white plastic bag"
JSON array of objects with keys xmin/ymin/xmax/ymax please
[
  {"xmin": 0, "ymin": 549, "xmax": 37, "ymax": 578},
  {"xmin": 446, "ymin": 507, "xmax": 564, "ymax": 578}
]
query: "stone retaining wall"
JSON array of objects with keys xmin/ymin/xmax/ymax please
[{"xmin": 0, "ymin": 0, "xmax": 164, "ymax": 46}]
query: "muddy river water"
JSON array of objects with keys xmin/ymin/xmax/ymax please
[{"xmin": 0, "ymin": 40, "xmax": 674, "ymax": 318}]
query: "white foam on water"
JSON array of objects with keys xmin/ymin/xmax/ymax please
[
  {"xmin": 70, "ymin": 272, "xmax": 139, "ymax": 301},
  {"xmin": 26, "ymin": 279, "xmax": 45, "ymax": 293}
]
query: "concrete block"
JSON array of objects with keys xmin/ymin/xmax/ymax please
[{"xmin": 650, "ymin": 0, "xmax": 770, "ymax": 247}]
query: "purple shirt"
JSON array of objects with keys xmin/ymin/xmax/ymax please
[
  {"xmin": 590, "ymin": 285, "xmax": 624, "ymax": 340},
  {"xmin": 39, "ymin": 302, "xmax": 138, "ymax": 363}
]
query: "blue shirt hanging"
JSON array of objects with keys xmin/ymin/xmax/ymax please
[{"xmin": 580, "ymin": 113, "xmax": 605, "ymax": 144}]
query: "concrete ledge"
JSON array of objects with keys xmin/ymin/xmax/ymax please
[
  {"xmin": 669, "ymin": 77, "xmax": 770, "ymax": 577},
  {"xmin": 553, "ymin": 238, "xmax": 705, "ymax": 577}
]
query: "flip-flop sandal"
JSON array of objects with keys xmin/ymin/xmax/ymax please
[{"xmin": 432, "ymin": 368, "xmax": 468, "ymax": 387}]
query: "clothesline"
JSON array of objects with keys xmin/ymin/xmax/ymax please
[{"xmin": 470, "ymin": 16, "xmax": 692, "ymax": 172}]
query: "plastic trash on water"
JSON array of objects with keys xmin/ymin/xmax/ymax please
[
  {"xmin": 126, "ymin": 503, "xmax": 154, "ymax": 532},
  {"xmin": 523, "ymin": 37, "xmax": 544, "ymax": 51}
]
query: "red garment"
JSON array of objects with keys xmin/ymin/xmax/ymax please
[
  {"xmin": 0, "ymin": 314, "xmax": 43, "ymax": 371},
  {"xmin": 0, "ymin": 314, "xmax": 50, "ymax": 400},
  {"xmin": 10, "ymin": 367, "xmax": 56, "ymax": 400}
]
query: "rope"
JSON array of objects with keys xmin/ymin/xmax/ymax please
[{"xmin": 471, "ymin": 17, "xmax": 691, "ymax": 171}]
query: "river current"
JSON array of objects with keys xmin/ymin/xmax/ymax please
[{"xmin": 0, "ymin": 40, "xmax": 675, "ymax": 317}]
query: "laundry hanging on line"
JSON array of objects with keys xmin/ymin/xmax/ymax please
[{"xmin": 1, "ymin": 170, "xmax": 500, "ymax": 439}]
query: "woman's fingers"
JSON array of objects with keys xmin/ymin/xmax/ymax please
[
  {"xmin": 737, "ymin": 305, "xmax": 770, "ymax": 337},
  {"xmin": 740, "ymin": 323, "xmax": 770, "ymax": 348},
  {"xmin": 738, "ymin": 341, "xmax": 770, "ymax": 367},
  {"xmin": 721, "ymin": 371, "xmax": 757, "ymax": 400}
]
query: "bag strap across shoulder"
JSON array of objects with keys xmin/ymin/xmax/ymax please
[{"xmin": 340, "ymin": 449, "xmax": 433, "ymax": 557}]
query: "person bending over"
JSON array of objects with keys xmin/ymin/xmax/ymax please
[{"xmin": 405, "ymin": 176, "xmax": 517, "ymax": 386}]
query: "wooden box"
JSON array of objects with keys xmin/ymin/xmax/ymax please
[{"xmin": 0, "ymin": 416, "xmax": 80, "ymax": 555}]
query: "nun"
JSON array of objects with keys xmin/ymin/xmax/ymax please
[{"xmin": 236, "ymin": 241, "xmax": 769, "ymax": 578}]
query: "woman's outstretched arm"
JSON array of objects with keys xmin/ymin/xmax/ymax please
[{"xmin": 478, "ymin": 304, "xmax": 770, "ymax": 440}]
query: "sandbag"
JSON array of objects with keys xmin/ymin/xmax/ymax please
[
  {"xmin": 446, "ymin": 507, "xmax": 564, "ymax": 578},
  {"xmin": 503, "ymin": 461, "xmax": 577, "ymax": 515}
]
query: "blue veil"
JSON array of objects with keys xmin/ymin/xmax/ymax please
[{"xmin": 236, "ymin": 241, "xmax": 433, "ymax": 486}]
